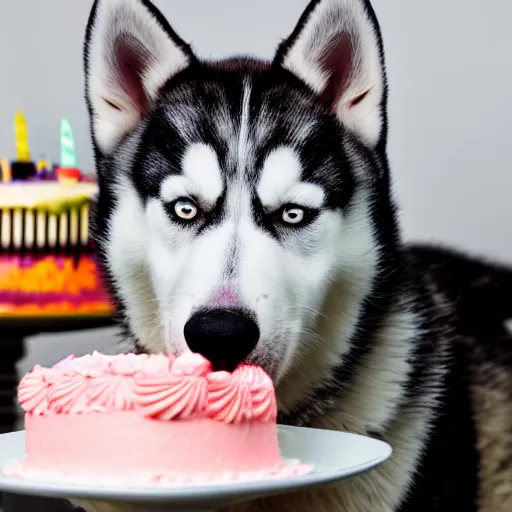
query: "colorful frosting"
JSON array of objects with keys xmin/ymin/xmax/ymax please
[
  {"xmin": 18, "ymin": 352, "xmax": 277, "ymax": 424},
  {"xmin": 0, "ymin": 183, "xmax": 96, "ymax": 211},
  {"xmin": 0, "ymin": 255, "xmax": 111, "ymax": 316},
  {"xmin": 0, "ymin": 181, "xmax": 113, "ymax": 317}
]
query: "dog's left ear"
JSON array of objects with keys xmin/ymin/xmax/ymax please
[
  {"xmin": 274, "ymin": 0, "xmax": 387, "ymax": 149},
  {"xmin": 84, "ymin": 0, "xmax": 196, "ymax": 155}
]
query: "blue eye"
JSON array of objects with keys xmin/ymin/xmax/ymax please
[
  {"xmin": 282, "ymin": 206, "xmax": 305, "ymax": 225},
  {"xmin": 174, "ymin": 199, "xmax": 198, "ymax": 220}
]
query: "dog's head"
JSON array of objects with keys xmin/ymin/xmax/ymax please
[{"xmin": 84, "ymin": 0, "xmax": 400, "ymax": 396}]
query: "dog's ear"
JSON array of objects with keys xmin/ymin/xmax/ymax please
[
  {"xmin": 84, "ymin": 0, "xmax": 196, "ymax": 154},
  {"xmin": 274, "ymin": 0, "xmax": 387, "ymax": 149}
]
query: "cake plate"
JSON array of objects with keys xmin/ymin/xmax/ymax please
[{"xmin": 0, "ymin": 426, "xmax": 391, "ymax": 511}]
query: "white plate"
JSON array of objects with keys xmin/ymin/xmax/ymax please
[{"xmin": 0, "ymin": 427, "xmax": 391, "ymax": 511}]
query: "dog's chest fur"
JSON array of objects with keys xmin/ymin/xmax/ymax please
[{"xmin": 232, "ymin": 247, "xmax": 512, "ymax": 512}]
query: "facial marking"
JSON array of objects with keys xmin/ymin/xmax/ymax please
[
  {"xmin": 236, "ymin": 80, "xmax": 252, "ymax": 173},
  {"xmin": 258, "ymin": 147, "xmax": 301, "ymax": 207},
  {"xmin": 257, "ymin": 147, "xmax": 324, "ymax": 210},
  {"xmin": 285, "ymin": 182, "xmax": 325, "ymax": 209},
  {"xmin": 160, "ymin": 143, "xmax": 223, "ymax": 205}
]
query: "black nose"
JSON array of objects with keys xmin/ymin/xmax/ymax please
[{"xmin": 184, "ymin": 309, "xmax": 259, "ymax": 371}]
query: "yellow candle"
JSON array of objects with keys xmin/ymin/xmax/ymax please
[
  {"xmin": 37, "ymin": 158, "xmax": 52, "ymax": 173},
  {"xmin": 14, "ymin": 109, "xmax": 31, "ymax": 162},
  {"xmin": 0, "ymin": 158, "xmax": 11, "ymax": 183}
]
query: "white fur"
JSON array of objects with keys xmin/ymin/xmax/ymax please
[
  {"xmin": 330, "ymin": 309, "xmax": 419, "ymax": 432},
  {"xmin": 257, "ymin": 147, "xmax": 303, "ymax": 208},
  {"xmin": 106, "ymin": 177, "xmax": 165, "ymax": 353},
  {"xmin": 276, "ymin": 182, "xmax": 379, "ymax": 409},
  {"xmin": 160, "ymin": 143, "xmax": 224, "ymax": 206},
  {"xmin": 86, "ymin": 0, "xmax": 190, "ymax": 153},
  {"xmin": 235, "ymin": 81, "xmax": 252, "ymax": 171},
  {"xmin": 284, "ymin": 183, "xmax": 325, "ymax": 209},
  {"xmin": 257, "ymin": 147, "xmax": 325, "ymax": 210},
  {"xmin": 281, "ymin": 0, "xmax": 385, "ymax": 147}
]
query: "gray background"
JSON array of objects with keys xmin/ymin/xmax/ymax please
[{"xmin": 0, "ymin": 0, "xmax": 511, "ymax": 378}]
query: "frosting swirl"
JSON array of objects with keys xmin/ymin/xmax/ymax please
[
  {"xmin": 134, "ymin": 355, "xmax": 211, "ymax": 420},
  {"xmin": 243, "ymin": 366, "xmax": 277, "ymax": 423},
  {"xmin": 206, "ymin": 366, "xmax": 277, "ymax": 423},
  {"xmin": 88, "ymin": 374, "xmax": 135, "ymax": 411},
  {"xmin": 47, "ymin": 373, "xmax": 90, "ymax": 414},
  {"xmin": 17, "ymin": 352, "xmax": 276, "ymax": 423},
  {"xmin": 134, "ymin": 374, "xmax": 207, "ymax": 420},
  {"xmin": 18, "ymin": 366, "xmax": 51, "ymax": 415}
]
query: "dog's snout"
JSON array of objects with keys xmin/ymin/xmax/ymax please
[{"xmin": 184, "ymin": 309, "xmax": 259, "ymax": 371}]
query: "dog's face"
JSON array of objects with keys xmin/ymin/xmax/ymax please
[{"xmin": 84, "ymin": 0, "xmax": 397, "ymax": 389}]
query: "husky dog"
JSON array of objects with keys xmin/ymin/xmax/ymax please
[{"xmin": 74, "ymin": 0, "xmax": 512, "ymax": 511}]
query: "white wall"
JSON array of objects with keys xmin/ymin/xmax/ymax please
[{"xmin": 1, "ymin": 0, "xmax": 511, "ymax": 262}]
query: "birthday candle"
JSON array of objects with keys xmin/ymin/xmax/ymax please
[
  {"xmin": 36, "ymin": 211, "xmax": 46, "ymax": 248},
  {"xmin": 37, "ymin": 157, "xmax": 52, "ymax": 173},
  {"xmin": 0, "ymin": 158, "xmax": 11, "ymax": 183},
  {"xmin": 1, "ymin": 208, "xmax": 10, "ymax": 249},
  {"xmin": 60, "ymin": 118, "xmax": 77, "ymax": 168},
  {"xmin": 80, "ymin": 203, "xmax": 89, "ymax": 246},
  {"xmin": 14, "ymin": 110, "xmax": 31, "ymax": 162}
]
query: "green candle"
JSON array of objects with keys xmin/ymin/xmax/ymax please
[{"xmin": 60, "ymin": 118, "xmax": 77, "ymax": 168}]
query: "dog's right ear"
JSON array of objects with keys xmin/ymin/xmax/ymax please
[{"xmin": 84, "ymin": 0, "xmax": 196, "ymax": 154}]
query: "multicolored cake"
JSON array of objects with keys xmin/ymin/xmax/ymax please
[
  {"xmin": 0, "ymin": 112, "xmax": 112, "ymax": 317},
  {"xmin": 6, "ymin": 351, "xmax": 311, "ymax": 486}
]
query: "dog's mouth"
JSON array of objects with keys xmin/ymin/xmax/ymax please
[
  {"xmin": 209, "ymin": 359, "xmax": 238, "ymax": 372},
  {"xmin": 160, "ymin": 348, "xmax": 265, "ymax": 374}
]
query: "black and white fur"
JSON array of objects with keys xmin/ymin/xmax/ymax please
[{"xmin": 75, "ymin": 0, "xmax": 512, "ymax": 510}]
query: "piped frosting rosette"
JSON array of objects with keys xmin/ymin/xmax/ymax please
[
  {"xmin": 134, "ymin": 354, "xmax": 210, "ymax": 420},
  {"xmin": 206, "ymin": 366, "xmax": 277, "ymax": 423}
]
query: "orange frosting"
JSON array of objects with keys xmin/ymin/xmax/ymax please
[
  {"xmin": 0, "ymin": 257, "xmax": 100, "ymax": 295},
  {"xmin": 0, "ymin": 301, "xmax": 111, "ymax": 316}
]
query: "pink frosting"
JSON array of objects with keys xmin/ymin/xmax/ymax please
[
  {"xmin": 8, "ymin": 412, "xmax": 313, "ymax": 486},
  {"xmin": 206, "ymin": 366, "xmax": 277, "ymax": 423},
  {"xmin": 18, "ymin": 352, "xmax": 277, "ymax": 424},
  {"xmin": 134, "ymin": 374, "xmax": 208, "ymax": 421},
  {"xmin": 17, "ymin": 366, "xmax": 51, "ymax": 415},
  {"xmin": 87, "ymin": 374, "xmax": 136, "ymax": 411},
  {"xmin": 47, "ymin": 373, "xmax": 91, "ymax": 414}
]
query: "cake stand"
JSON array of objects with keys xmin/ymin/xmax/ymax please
[{"xmin": 0, "ymin": 426, "xmax": 392, "ymax": 511}]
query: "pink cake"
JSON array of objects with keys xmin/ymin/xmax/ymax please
[{"xmin": 6, "ymin": 352, "xmax": 310, "ymax": 486}]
